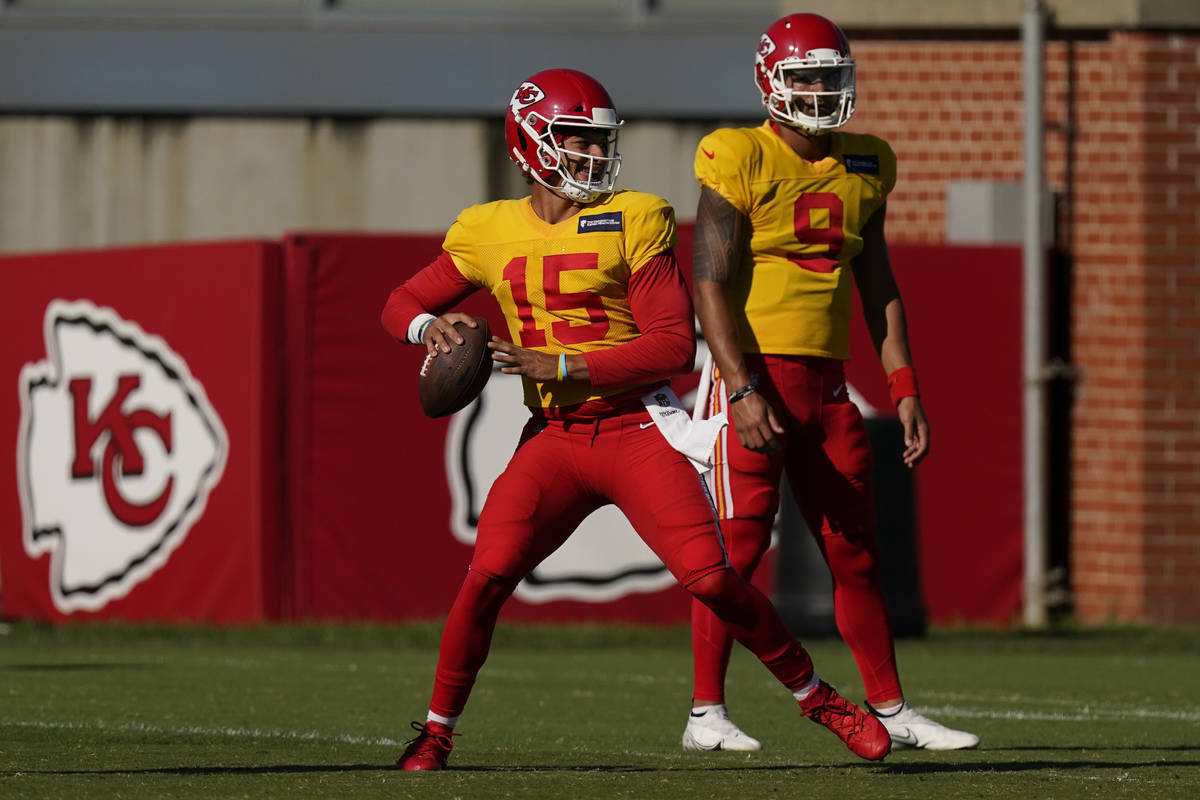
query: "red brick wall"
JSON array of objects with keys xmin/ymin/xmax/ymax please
[{"xmin": 843, "ymin": 30, "xmax": 1200, "ymax": 623}]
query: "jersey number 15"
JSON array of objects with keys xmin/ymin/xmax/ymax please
[{"xmin": 502, "ymin": 254, "xmax": 611, "ymax": 347}]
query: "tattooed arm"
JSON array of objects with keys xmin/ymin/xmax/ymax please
[{"xmin": 693, "ymin": 185, "xmax": 784, "ymax": 453}]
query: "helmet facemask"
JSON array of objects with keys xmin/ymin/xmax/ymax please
[
  {"xmin": 762, "ymin": 51, "xmax": 856, "ymax": 132},
  {"xmin": 520, "ymin": 112, "xmax": 622, "ymax": 203}
]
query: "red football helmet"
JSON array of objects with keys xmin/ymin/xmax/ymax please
[
  {"xmin": 755, "ymin": 13, "xmax": 856, "ymax": 132},
  {"xmin": 505, "ymin": 69, "xmax": 623, "ymax": 202}
]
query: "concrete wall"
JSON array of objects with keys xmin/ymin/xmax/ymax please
[
  {"xmin": 0, "ymin": 118, "xmax": 489, "ymax": 251},
  {"xmin": 0, "ymin": 117, "xmax": 731, "ymax": 253}
]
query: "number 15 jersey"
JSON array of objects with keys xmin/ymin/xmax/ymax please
[
  {"xmin": 443, "ymin": 189, "xmax": 678, "ymax": 408},
  {"xmin": 695, "ymin": 121, "xmax": 896, "ymax": 360}
]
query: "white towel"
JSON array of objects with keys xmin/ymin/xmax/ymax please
[{"xmin": 641, "ymin": 385, "xmax": 727, "ymax": 474}]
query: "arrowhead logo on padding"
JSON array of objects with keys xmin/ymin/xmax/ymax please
[{"xmin": 17, "ymin": 300, "xmax": 228, "ymax": 613}]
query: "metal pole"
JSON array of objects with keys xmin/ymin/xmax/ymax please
[{"xmin": 1022, "ymin": 0, "xmax": 1048, "ymax": 627}]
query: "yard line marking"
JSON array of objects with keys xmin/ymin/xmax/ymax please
[
  {"xmin": 920, "ymin": 689, "xmax": 1196, "ymax": 709},
  {"xmin": 0, "ymin": 718, "xmax": 401, "ymax": 747},
  {"xmin": 915, "ymin": 704, "xmax": 1200, "ymax": 723}
]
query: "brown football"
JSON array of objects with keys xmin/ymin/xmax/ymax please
[{"xmin": 417, "ymin": 318, "xmax": 493, "ymax": 418}]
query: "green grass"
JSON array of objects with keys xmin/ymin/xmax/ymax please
[{"xmin": 1, "ymin": 622, "xmax": 1198, "ymax": 799}]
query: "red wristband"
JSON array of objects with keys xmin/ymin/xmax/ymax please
[{"xmin": 887, "ymin": 366, "xmax": 919, "ymax": 406}]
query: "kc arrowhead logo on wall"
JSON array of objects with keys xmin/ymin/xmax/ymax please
[{"xmin": 17, "ymin": 300, "xmax": 228, "ymax": 613}]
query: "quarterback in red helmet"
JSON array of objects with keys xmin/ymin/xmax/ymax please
[{"xmin": 506, "ymin": 68, "xmax": 623, "ymax": 202}]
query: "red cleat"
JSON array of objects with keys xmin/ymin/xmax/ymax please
[
  {"xmin": 395, "ymin": 720, "xmax": 458, "ymax": 771},
  {"xmin": 799, "ymin": 681, "xmax": 891, "ymax": 761}
]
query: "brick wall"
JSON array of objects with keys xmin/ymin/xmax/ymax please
[{"xmin": 844, "ymin": 30, "xmax": 1200, "ymax": 623}]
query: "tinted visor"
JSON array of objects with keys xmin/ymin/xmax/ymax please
[{"xmin": 781, "ymin": 65, "xmax": 853, "ymax": 90}]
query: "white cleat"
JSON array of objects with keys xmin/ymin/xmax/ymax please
[
  {"xmin": 682, "ymin": 705, "xmax": 763, "ymax": 752},
  {"xmin": 871, "ymin": 702, "xmax": 980, "ymax": 750}
]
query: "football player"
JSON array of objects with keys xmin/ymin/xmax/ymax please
[
  {"xmin": 683, "ymin": 13, "xmax": 980, "ymax": 752},
  {"xmin": 382, "ymin": 68, "xmax": 891, "ymax": 770}
]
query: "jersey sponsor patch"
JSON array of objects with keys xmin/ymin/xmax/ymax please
[
  {"xmin": 844, "ymin": 154, "xmax": 880, "ymax": 174},
  {"xmin": 577, "ymin": 211, "xmax": 623, "ymax": 233}
]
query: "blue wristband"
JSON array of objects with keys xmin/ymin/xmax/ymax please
[
  {"xmin": 416, "ymin": 318, "xmax": 434, "ymax": 344},
  {"xmin": 557, "ymin": 353, "xmax": 567, "ymax": 381}
]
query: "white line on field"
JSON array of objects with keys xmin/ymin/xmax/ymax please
[
  {"xmin": 916, "ymin": 704, "xmax": 1200, "ymax": 723},
  {"xmin": 4, "ymin": 698, "xmax": 1196, "ymax": 751},
  {"xmin": 921, "ymin": 689, "xmax": 1193, "ymax": 709},
  {"xmin": 0, "ymin": 718, "xmax": 402, "ymax": 747}
]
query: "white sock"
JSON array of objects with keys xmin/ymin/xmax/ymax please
[
  {"xmin": 427, "ymin": 711, "xmax": 458, "ymax": 728},
  {"xmin": 791, "ymin": 675, "xmax": 821, "ymax": 702},
  {"xmin": 871, "ymin": 702, "xmax": 907, "ymax": 718}
]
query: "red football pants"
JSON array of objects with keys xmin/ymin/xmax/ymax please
[
  {"xmin": 427, "ymin": 409, "xmax": 816, "ymax": 719},
  {"xmin": 692, "ymin": 354, "xmax": 902, "ymax": 706}
]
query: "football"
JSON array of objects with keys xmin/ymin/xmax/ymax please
[{"xmin": 417, "ymin": 318, "xmax": 493, "ymax": 418}]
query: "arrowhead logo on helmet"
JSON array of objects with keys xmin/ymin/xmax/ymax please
[
  {"xmin": 511, "ymin": 82, "xmax": 545, "ymax": 111},
  {"xmin": 17, "ymin": 300, "xmax": 228, "ymax": 613}
]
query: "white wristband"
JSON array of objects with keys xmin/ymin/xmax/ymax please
[{"xmin": 407, "ymin": 313, "xmax": 436, "ymax": 345}]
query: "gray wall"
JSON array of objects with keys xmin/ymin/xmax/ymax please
[
  {"xmin": 7, "ymin": 1, "xmax": 1193, "ymax": 253},
  {"xmin": 0, "ymin": 116, "xmax": 738, "ymax": 252},
  {"xmin": 0, "ymin": 1, "xmax": 773, "ymax": 252}
]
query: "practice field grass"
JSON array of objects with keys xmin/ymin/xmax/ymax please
[{"xmin": 1, "ymin": 622, "xmax": 1198, "ymax": 799}]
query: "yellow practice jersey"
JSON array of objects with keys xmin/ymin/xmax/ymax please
[
  {"xmin": 694, "ymin": 121, "xmax": 896, "ymax": 359},
  {"xmin": 443, "ymin": 189, "xmax": 677, "ymax": 408}
]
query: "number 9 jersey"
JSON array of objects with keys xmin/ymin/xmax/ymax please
[
  {"xmin": 442, "ymin": 189, "xmax": 678, "ymax": 408},
  {"xmin": 695, "ymin": 121, "xmax": 896, "ymax": 359}
]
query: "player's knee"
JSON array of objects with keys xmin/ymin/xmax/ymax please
[
  {"xmin": 686, "ymin": 568, "xmax": 756, "ymax": 627},
  {"xmin": 461, "ymin": 565, "xmax": 519, "ymax": 612},
  {"xmin": 823, "ymin": 533, "xmax": 881, "ymax": 585},
  {"xmin": 469, "ymin": 534, "xmax": 538, "ymax": 587}
]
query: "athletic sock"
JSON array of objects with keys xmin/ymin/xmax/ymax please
[
  {"xmin": 869, "ymin": 702, "xmax": 906, "ymax": 718},
  {"xmin": 791, "ymin": 674, "xmax": 821, "ymax": 702},
  {"xmin": 427, "ymin": 711, "xmax": 458, "ymax": 728}
]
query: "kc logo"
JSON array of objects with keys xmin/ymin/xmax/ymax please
[
  {"xmin": 511, "ymin": 82, "xmax": 545, "ymax": 111},
  {"xmin": 17, "ymin": 300, "xmax": 228, "ymax": 613},
  {"xmin": 70, "ymin": 375, "xmax": 174, "ymax": 528}
]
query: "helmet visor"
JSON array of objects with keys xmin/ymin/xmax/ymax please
[
  {"xmin": 780, "ymin": 64, "xmax": 854, "ymax": 91},
  {"xmin": 770, "ymin": 63, "xmax": 856, "ymax": 130}
]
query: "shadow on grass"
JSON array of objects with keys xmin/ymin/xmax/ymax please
[
  {"xmin": 19, "ymin": 762, "xmax": 877, "ymax": 776},
  {"xmin": 18, "ymin": 752, "xmax": 1200, "ymax": 778}
]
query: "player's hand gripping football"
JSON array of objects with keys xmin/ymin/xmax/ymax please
[
  {"xmin": 488, "ymin": 339, "xmax": 570, "ymax": 382},
  {"xmin": 897, "ymin": 395, "xmax": 930, "ymax": 468},
  {"xmin": 422, "ymin": 312, "xmax": 479, "ymax": 355},
  {"xmin": 730, "ymin": 391, "xmax": 785, "ymax": 455}
]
